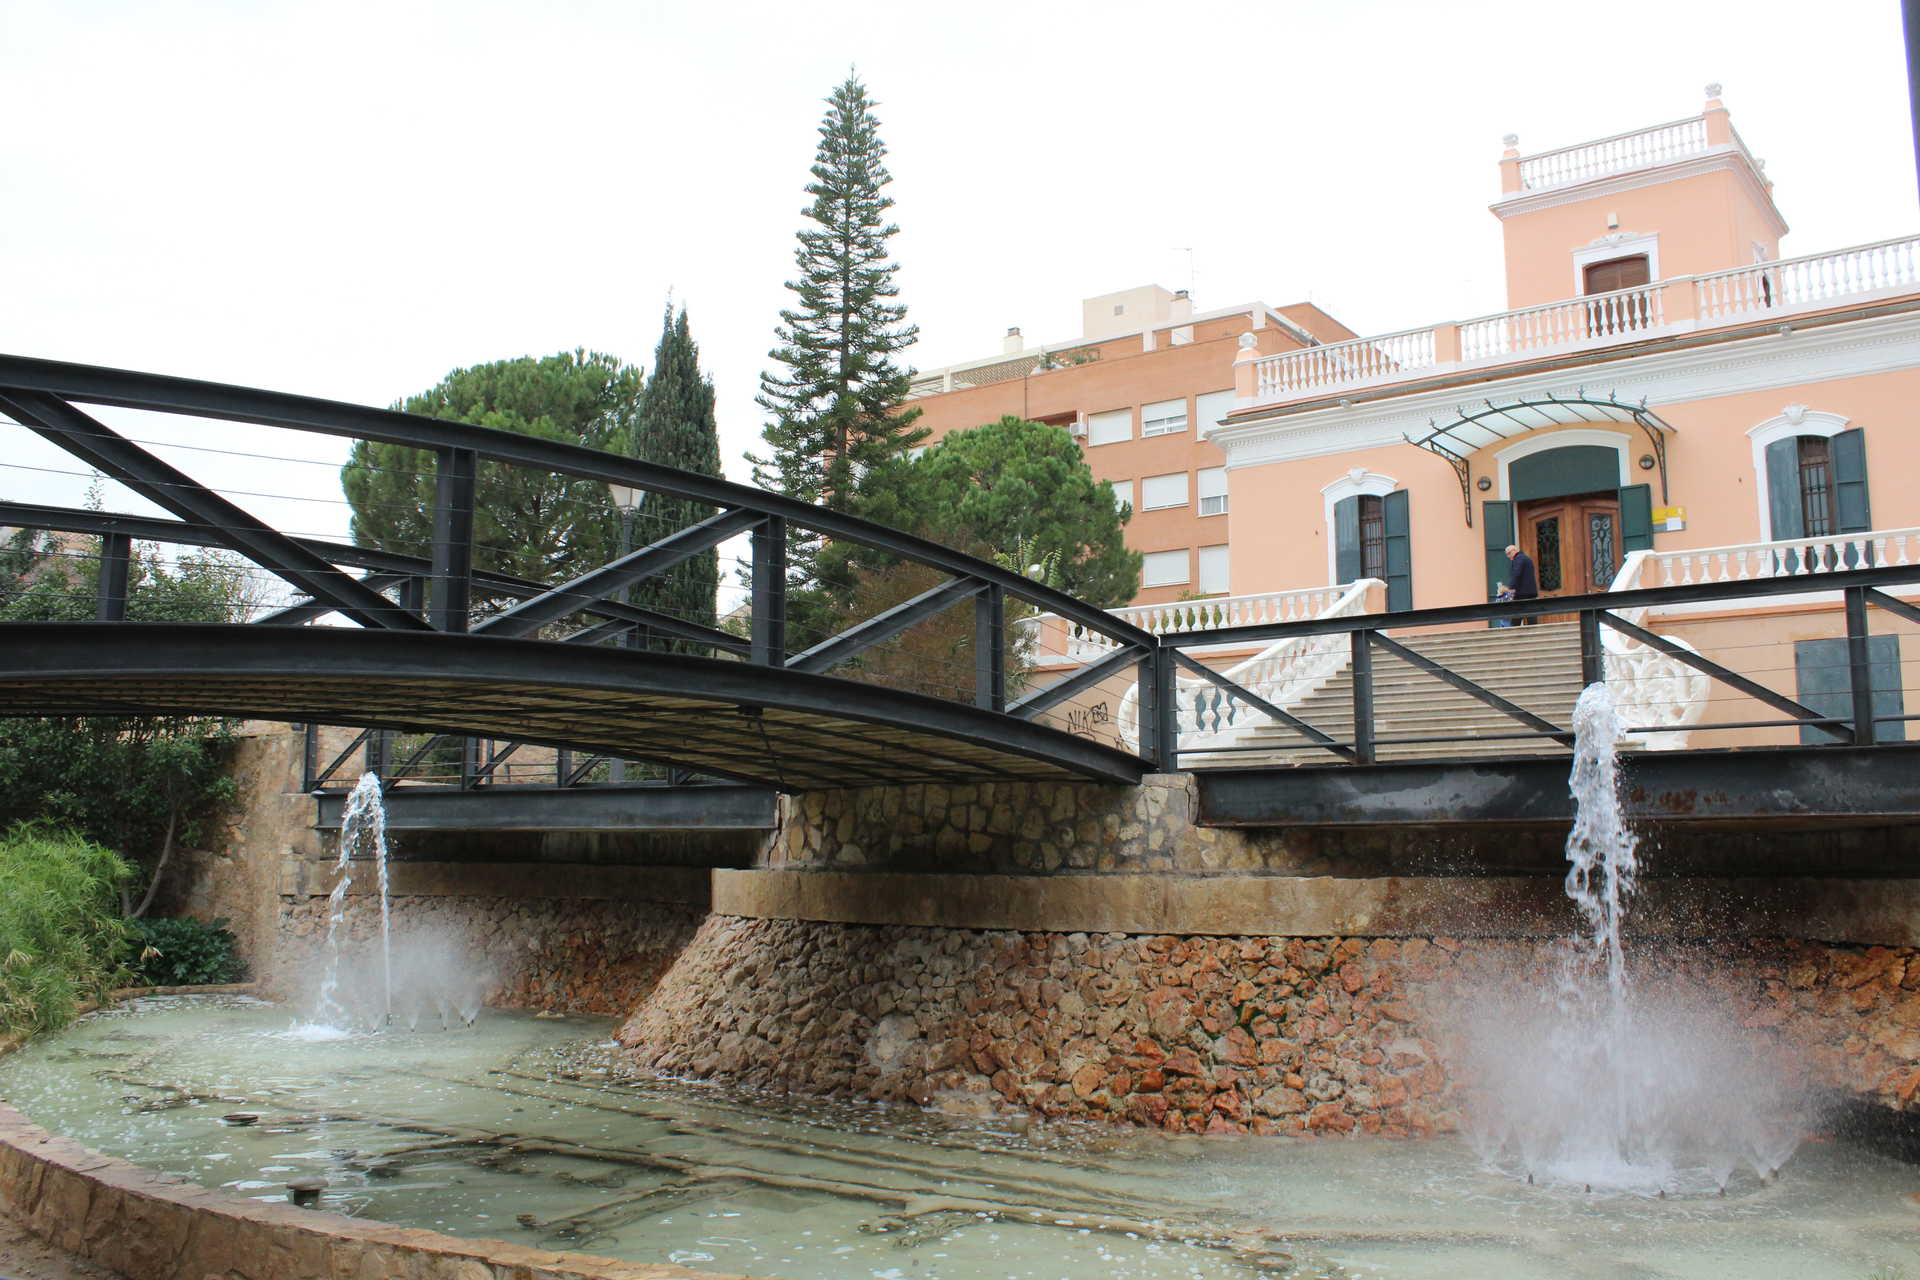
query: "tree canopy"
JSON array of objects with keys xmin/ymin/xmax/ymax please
[
  {"xmin": 630, "ymin": 303, "xmax": 724, "ymax": 644},
  {"xmin": 854, "ymin": 416, "xmax": 1141, "ymax": 609},
  {"xmin": 753, "ymin": 75, "xmax": 924, "ymax": 507},
  {"xmin": 341, "ymin": 350, "xmax": 643, "ymax": 588}
]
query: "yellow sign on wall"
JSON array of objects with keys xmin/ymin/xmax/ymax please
[{"xmin": 1653, "ymin": 505, "xmax": 1686, "ymax": 531}]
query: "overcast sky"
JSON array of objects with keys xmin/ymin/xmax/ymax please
[{"xmin": 2, "ymin": 0, "xmax": 1914, "ymax": 552}]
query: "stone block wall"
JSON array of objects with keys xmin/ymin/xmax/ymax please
[
  {"xmin": 276, "ymin": 877, "xmax": 706, "ymax": 1017},
  {"xmin": 617, "ymin": 916, "xmax": 1920, "ymax": 1134}
]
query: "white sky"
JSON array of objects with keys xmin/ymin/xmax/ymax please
[{"xmin": 2, "ymin": 0, "xmax": 1914, "ymax": 554}]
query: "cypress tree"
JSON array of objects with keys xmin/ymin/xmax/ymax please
[
  {"xmin": 753, "ymin": 73, "xmax": 925, "ymax": 569},
  {"xmin": 630, "ymin": 303, "xmax": 723, "ymax": 646}
]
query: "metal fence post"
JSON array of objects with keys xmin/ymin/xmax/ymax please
[
  {"xmin": 1350, "ymin": 630, "xmax": 1375, "ymax": 765},
  {"xmin": 1844, "ymin": 585, "xmax": 1877, "ymax": 745},
  {"xmin": 751, "ymin": 516, "xmax": 787, "ymax": 667},
  {"xmin": 95, "ymin": 532, "xmax": 130, "ymax": 621},
  {"xmin": 431, "ymin": 448, "xmax": 476, "ymax": 633},
  {"xmin": 1579, "ymin": 608, "xmax": 1605, "ymax": 688},
  {"xmin": 1141, "ymin": 644, "xmax": 1179, "ymax": 771},
  {"xmin": 975, "ymin": 583, "xmax": 1006, "ymax": 712}
]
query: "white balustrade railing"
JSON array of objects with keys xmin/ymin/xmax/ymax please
[
  {"xmin": 1246, "ymin": 234, "xmax": 1920, "ymax": 406},
  {"xmin": 1617, "ymin": 527, "xmax": 1920, "ymax": 599},
  {"xmin": 1518, "ymin": 116, "xmax": 1709, "ymax": 192},
  {"xmin": 1694, "ymin": 235, "xmax": 1920, "ymax": 322},
  {"xmin": 1457, "ymin": 282, "xmax": 1667, "ymax": 362},
  {"xmin": 1254, "ymin": 327, "xmax": 1437, "ymax": 399},
  {"xmin": 1114, "ymin": 578, "xmax": 1382, "ymax": 752},
  {"xmin": 1051, "ymin": 585, "xmax": 1353, "ymax": 662},
  {"xmin": 1601, "ymin": 526, "xmax": 1920, "ymax": 748}
]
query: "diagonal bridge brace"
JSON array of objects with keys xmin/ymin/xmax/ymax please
[
  {"xmin": 1367, "ymin": 631, "xmax": 1573, "ymax": 747},
  {"xmin": 473, "ymin": 508, "xmax": 760, "ymax": 639},
  {"xmin": 0, "ymin": 390, "xmax": 431, "ymax": 631},
  {"xmin": 1172, "ymin": 650, "xmax": 1357, "ymax": 762},
  {"xmin": 1600, "ymin": 611, "xmax": 1850, "ymax": 743},
  {"xmin": 787, "ymin": 576, "xmax": 986, "ymax": 675}
]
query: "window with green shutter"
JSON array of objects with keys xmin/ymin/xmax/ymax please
[
  {"xmin": 1765, "ymin": 429, "xmax": 1870, "ymax": 541},
  {"xmin": 1335, "ymin": 491, "xmax": 1412, "ymax": 611}
]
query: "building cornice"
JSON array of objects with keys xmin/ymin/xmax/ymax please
[
  {"xmin": 1212, "ymin": 309, "xmax": 1920, "ymax": 471},
  {"xmin": 1490, "ymin": 147, "xmax": 1789, "ymax": 239}
]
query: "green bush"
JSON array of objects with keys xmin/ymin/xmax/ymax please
[
  {"xmin": 0, "ymin": 823, "xmax": 132, "ymax": 1033},
  {"xmin": 125, "ymin": 917, "xmax": 247, "ymax": 987}
]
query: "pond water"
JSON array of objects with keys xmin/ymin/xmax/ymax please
[{"xmin": 1, "ymin": 995, "xmax": 1916, "ymax": 1280}]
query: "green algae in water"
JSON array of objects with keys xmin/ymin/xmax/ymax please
[{"xmin": 1, "ymin": 996, "xmax": 1917, "ymax": 1280}]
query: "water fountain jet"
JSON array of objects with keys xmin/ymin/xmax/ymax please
[{"xmin": 1462, "ymin": 684, "xmax": 1809, "ymax": 1196}]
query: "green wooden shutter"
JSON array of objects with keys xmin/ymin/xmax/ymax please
[
  {"xmin": 1382, "ymin": 489, "xmax": 1411, "ymax": 612},
  {"xmin": 1794, "ymin": 635, "xmax": 1904, "ymax": 744},
  {"xmin": 1482, "ymin": 500, "xmax": 1514, "ymax": 600},
  {"xmin": 1832, "ymin": 428, "xmax": 1871, "ymax": 534},
  {"xmin": 1765, "ymin": 436, "xmax": 1804, "ymax": 540},
  {"xmin": 1619, "ymin": 483, "xmax": 1654, "ymax": 554},
  {"xmin": 1334, "ymin": 496, "xmax": 1361, "ymax": 583}
]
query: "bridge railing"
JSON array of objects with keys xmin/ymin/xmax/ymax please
[
  {"xmin": 0, "ymin": 354, "xmax": 1163, "ymax": 785},
  {"xmin": 1138, "ymin": 563, "xmax": 1920, "ymax": 768}
]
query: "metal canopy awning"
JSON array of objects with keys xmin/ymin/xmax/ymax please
[{"xmin": 1404, "ymin": 390, "xmax": 1674, "ymax": 525}]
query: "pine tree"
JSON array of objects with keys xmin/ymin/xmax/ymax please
[
  {"xmin": 342, "ymin": 350, "xmax": 641, "ymax": 589},
  {"xmin": 753, "ymin": 74, "xmax": 925, "ymax": 535},
  {"xmin": 629, "ymin": 303, "xmax": 724, "ymax": 646}
]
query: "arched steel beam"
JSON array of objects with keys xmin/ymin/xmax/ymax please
[
  {"xmin": 0, "ymin": 624, "xmax": 1145, "ymax": 791},
  {"xmin": 0, "ymin": 354, "xmax": 1153, "ymax": 651}
]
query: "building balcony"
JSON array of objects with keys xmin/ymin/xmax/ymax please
[
  {"xmin": 1502, "ymin": 109, "xmax": 1764, "ymax": 196},
  {"xmin": 1230, "ymin": 235, "xmax": 1920, "ymax": 413}
]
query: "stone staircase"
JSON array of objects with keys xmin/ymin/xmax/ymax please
[{"xmin": 1208, "ymin": 621, "xmax": 1586, "ymax": 765}]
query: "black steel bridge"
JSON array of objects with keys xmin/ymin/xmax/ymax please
[{"xmin": 2, "ymin": 355, "xmax": 1918, "ymax": 834}]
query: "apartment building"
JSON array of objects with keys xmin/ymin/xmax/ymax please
[{"xmin": 903, "ymin": 285, "xmax": 1354, "ymax": 606}]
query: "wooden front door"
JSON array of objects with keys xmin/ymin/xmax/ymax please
[{"xmin": 1521, "ymin": 494, "xmax": 1622, "ymax": 611}]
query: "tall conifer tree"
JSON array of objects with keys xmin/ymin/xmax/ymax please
[
  {"xmin": 753, "ymin": 73, "xmax": 924, "ymax": 545},
  {"xmin": 631, "ymin": 302, "xmax": 723, "ymax": 644}
]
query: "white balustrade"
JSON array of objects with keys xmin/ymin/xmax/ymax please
[
  {"xmin": 1051, "ymin": 585, "xmax": 1351, "ymax": 662},
  {"xmin": 1457, "ymin": 283, "xmax": 1667, "ymax": 362},
  {"xmin": 1517, "ymin": 117, "xmax": 1709, "ymax": 192},
  {"xmin": 1627, "ymin": 526, "xmax": 1920, "ymax": 592},
  {"xmin": 1254, "ymin": 327, "xmax": 1438, "ymax": 400},
  {"xmin": 1248, "ymin": 234, "xmax": 1920, "ymax": 408},
  {"xmin": 1693, "ymin": 235, "xmax": 1920, "ymax": 322}
]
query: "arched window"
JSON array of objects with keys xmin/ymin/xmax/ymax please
[
  {"xmin": 1750, "ymin": 410, "xmax": 1870, "ymax": 542},
  {"xmin": 1325, "ymin": 474, "xmax": 1411, "ymax": 612}
]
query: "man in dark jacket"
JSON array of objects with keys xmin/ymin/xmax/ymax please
[{"xmin": 1500, "ymin": 542, "xmax": 1539, "ymax": 625}]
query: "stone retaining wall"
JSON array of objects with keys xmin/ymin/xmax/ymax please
[
  {"xmin": 617, "ymin": 916, "xmax": 1920, "ymax": 1134},
  {"xmin": 276, "ymin": 881, "xmax": 705, "ymax": 1016}
]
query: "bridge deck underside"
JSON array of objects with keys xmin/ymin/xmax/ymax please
[{"xmin": 0, "ymin": 625, "xmax": 1141, "ymax": 791}]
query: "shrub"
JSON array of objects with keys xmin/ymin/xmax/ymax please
[
  {"xmin": 0, "ymin": 823, "xmax": 132, "ymax": 1033},
  {"xmin": 124, "ymin": 917, "xmax": 247, "ymax": 987}
]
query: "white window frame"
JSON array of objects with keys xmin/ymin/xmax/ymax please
[
  {"xmin": 1141, "ymin": 397, "xmax": 1188, "ymax": 437},
  {"xmin": 1197, "ymin": 466, "xmax": 1228, "ymax": 517},
  {"xmin": 1141, "ymin": 549, "xmax": 1190, "ymax": 588},
  {"xmin": 1087, "ymin": 408, "xmax": 1132, "ymax": 447},
  {"xmin": 1197, "ymin": 544, "xmax": 1229, "ymax": 595},
  {"xmin": 1572, "ymin": 231, "xmax": 1661, "ymax": 293},
  {"xmin": 1108, "ymin": 479, "xmax": 1132, "ymax": 513},
  {"xmin": 1747, "ymin": 406, "xmax": 1853, "ymax": 540},
  {"xmin": 1140, "ymin": 471, "xmax": 1189, "ymax": 511},
  {"xmin": 1319, "ymin": 467, "xmax": 1398, "ymax": 586}
]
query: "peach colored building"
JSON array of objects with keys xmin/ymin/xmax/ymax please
[
  {"xmin": 1194, "ymin": 86, "xmax": 1920, "ymax": 750},
  {"xmin": 904, "ymin": 286, "xmax": 1354, "ymax": 607}
]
